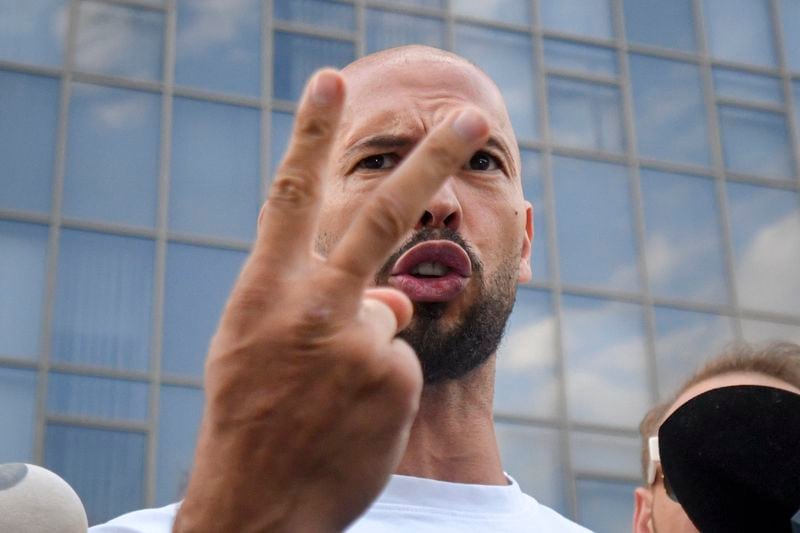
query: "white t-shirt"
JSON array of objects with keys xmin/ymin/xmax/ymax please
[{"xmin": 90, "ymin": 474, "xmax": 592, "ymax": 532}]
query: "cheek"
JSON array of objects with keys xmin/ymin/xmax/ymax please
[
  {"xmin": 653, "ymin": 496, "xmax": 699, "ymax": 533},
  {"xmin": 461, "ymin": 190, "xmax": 525, "ymax": 254}
]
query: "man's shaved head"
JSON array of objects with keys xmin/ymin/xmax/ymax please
[
  {"xmin": 317, "ymin": 45, "xmax": 532, "ymax": 383},
  {"xmin": 342, "ymin": 45, "xmax": 496, "ymax": 88}
]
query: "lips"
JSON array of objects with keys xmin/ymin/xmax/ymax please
[{"xmin": 388, "ymin": 240, "xmax": 472, "ymax": 302}]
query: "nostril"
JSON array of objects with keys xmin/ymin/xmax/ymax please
[
  {"xmin": 419, "ymin": 210, "xmax": 433, "ymax": 226},
  {"xmin": 444, "ymin": 212, "xmax": 458, "ymax": 228}
]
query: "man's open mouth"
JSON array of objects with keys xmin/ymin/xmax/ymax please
[{"xmin": 388, "ymin": 240, "xmax": 472, "ymax": 302}]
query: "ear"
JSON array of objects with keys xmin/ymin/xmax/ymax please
[
  {"xmin": 517, "ymin": 201, "xmax": 533, "ymax": 283},
  {"xmin": 633, "ymin": 486, "xmax": 654, "ymax": 533}
]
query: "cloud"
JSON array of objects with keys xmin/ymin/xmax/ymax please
[
  {"xmin": 561, "ymin": 299, "xmax": 650, "ymax": 428},
  {"xmin": 495, "ymin": 314, "xmax": 560, "ymax": 418},
  {"xmin": 736, "ymin": 210, "xmax": 800, "ymax": 315},
  {"xmin": 176, "ymin": 0, "xmax": 259, "ymax": 57},
  {"xmin": 653, "ymin": 311, "xmax": 735, "ymax": 398}
]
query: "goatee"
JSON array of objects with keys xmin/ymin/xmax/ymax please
[{"xmin": 374, "ymin": 228, "xmax": 518, "ymax": 384}]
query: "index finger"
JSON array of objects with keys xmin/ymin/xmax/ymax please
[{"xmin": 327, "ymin": 107, "xmax": 489, "ymax": 287}]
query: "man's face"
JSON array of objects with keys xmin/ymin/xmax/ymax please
[
  {"xmin": 633, "ymin": 372, "xmax": 800, "ymax": 533},
  {"xmin": 315, "ymin": 52, "xmax": 532, "ymax": 383}
]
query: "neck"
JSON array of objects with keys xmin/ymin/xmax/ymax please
[{"xmin": 396, "ymin": 357, "xmax": 506, "ymax": 485}]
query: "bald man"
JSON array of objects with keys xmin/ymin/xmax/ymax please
[{"xmin": 90, "ymin": 46, "xmax": 589, "ymax": 532}]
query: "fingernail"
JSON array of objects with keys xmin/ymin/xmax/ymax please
[
  {"xmin": 312, "ymin": 71, "xmax": 339, "ymax": 105},
  {"xmin": 452, "ymin": 109, "xmax": 488, "ymax": 140}
]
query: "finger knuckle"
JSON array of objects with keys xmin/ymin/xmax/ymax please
[
  {"xmin": 296, "ymin": 114, "xmax": 333, "ymax": 143},
  {"xmin": 268, "ymin": 172, "xmax": 318, "ymax": 209},
  {"xmin": 422, "ymin": 140, "xmax": 462, "ymax": 174},
  {"xmin": 362, "ymin": 192, "xmax": 409, "ymax": 243}
]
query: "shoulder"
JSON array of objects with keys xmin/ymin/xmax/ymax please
[
  {"xmin": 519, "ymin": 494, "xmax": 594, "ymax": 532},
  {"xmin": 88, "ymin": 502, "xmax": 179, "ymax": 533}
]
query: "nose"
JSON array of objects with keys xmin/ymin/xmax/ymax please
[{"xmin": 415, "ymin": 179, "xmax": 462, "ymax": 231}]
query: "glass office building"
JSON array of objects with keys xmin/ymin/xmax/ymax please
[{"xmin": 2, "ymin": 0, "xmax": 800, "ymax": 530}]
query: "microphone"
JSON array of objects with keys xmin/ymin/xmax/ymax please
[
  {"xmin": 658, "ymin": 385, "xmax": 800, "ymax": 533},
  {"xmin": 0, "ymin": 463, "xmax": 88, "ymax": 532}
]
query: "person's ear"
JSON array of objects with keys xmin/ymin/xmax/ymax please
[
  {"xmin": 633, "ymin": 486, "xmax": 654, "ymax": 533},
  {"xmin": 517, "ymin": 201, "xmax": 533, "ymax": 283}
]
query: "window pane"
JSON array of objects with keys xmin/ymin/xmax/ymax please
[
  {"xmin": 64, "ymin": 83, "xmax": 160, "ymax": 227},
  {"xmin": 385, "ymin": 0, "xmax": 444, "ymax": 7},
  {"xmin": 455, "ymin": 25, "xmax": 537, "ymax": 141},
  {"xmin": 273, "ymin": 32, "xmax": 354, "ymax": 101},
  {"xmin": 562, "ymin": 295, "xmax": 648, "ymax": 428},
  {"xmin": 629, "ymin": 54, "xmax": 711, "ymax": 167},
  {"xmin": 0, "ymin": 221, "xmax": 48, "ymax": 359},
  {"xmin": 713, "ymin": 68, "xmax": 783, "ymax": 104},
  {"xmin": 47, "ymin": 373, "xmax": 148, "ymax": 421},
  {"xmin": 703, "ymin": 0, "xmax": 776, "ymax": 67},
  {"xmin": 623, "ymin": 0, "xmax": 696, "ymax": 52},
  {"xmin": 640, "ymin": 170, "xmax": 728, "ymax": 304},
  {"xmin": 0, "ymin": 367, "xmax": 37, "ymax": 462},
  {"xmin": 548, "ymin": 77, "xmax": 624, "ymax": 153},
  {"xmin": 270, "ymin": 111, "xmax": 294, "ymax": 176},
  {"xmin": 45, "ymin": 424, "xmax": 146, "ymax": 526},
  {"xmin": 727, "ymin": 183, "xmax": 800, "ymax": 316},
  {"xmin": 540, "ymin": 0, "xmax": 613, "ymax": 40},
  {"xmin": 495, "ymin": 288, "xmax": 558, "ymax": 419},
  {"xmin": 0, "ymin": 0, "xmax": 66, "ymax": 66},
  {"xmin": 452, "ymin": 0, "xmax": 531, "ymax": 25},
  {"xmin": 163, "ymin": 244, "xmax": 247, "ymax": 378},
  {"xmin": 781, "ymin": 0, "xmax": 800, "ymax": 72},
  {"xmin": 274, "ymin": 0, "xmax": 354, "ymax": 31},
  {"xmin": 520, "ymin": 150, "xmax": 548, "ymax": 281},
  {"xmin": 741, "ymin": 319, "xmax": 800, "ymax": 344},
  {"xmin": 577, "ymin": 479, "xmax": 639, "ymax": 533},
  {"xmin": 156, "ymin": 385, "xmax": 203, "ymax": 505},
  {"xmin": 571, "ymin": 432, "xmax": 641, "ymax": 479},
  {"xmin": 0, "ymin": 70, "xmax": 59, "ymax": 213},
  {"xmin": 553, "ymin": 157, "xmax": 639, "ymax": 291},
  {"xmin": 176, "ymin": 0, "xmax": 261, "ymax": 97},
  {"xmin": 653, "ymin": 307, "xmax": 735, "ymax": 399},
  {"xmin": 496, "ymin": 423, "xmax": 568, "ymax": 515},
  {"xmin": 365, "ymin": 9, "xmax": 445, "ymax": 54},
  {"xmin": 52, "ymin": 230, "xmax": 154, "ymax": 371},
  {"xmin": 170, "ymin": 97, "xmax": 260, "ymax": 241},
  {"xmin": 544, "ymin": 39, "xmax": 617, "ymax": 76},
  {"xmin": 718, "ymin": 106, "xmax": 794, "ymax": 179},
  {"xmin": 76, "ymin": 1, "xmax": 164, "ymax": 81}
]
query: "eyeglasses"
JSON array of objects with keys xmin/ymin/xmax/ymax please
[{"xmin": 647, "ymin": 436, "xmax": 679, "ymax": 503}]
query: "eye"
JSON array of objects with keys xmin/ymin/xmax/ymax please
[
  {"xmin": 356, "ymin": 153, "xmax": 399, "ymax": 171},
  {"xmin": 465, "ymin": 151, "xmax": 500, "ymax": 172}
]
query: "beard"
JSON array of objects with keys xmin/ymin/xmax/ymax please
[{"xmin": 374, "ymin": 228, "xmax": 518, "ymax": 384}]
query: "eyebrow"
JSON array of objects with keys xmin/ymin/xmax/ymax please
[{"xmin": 342, "ymin": 133, "xmax": 514, "ymax": 168}]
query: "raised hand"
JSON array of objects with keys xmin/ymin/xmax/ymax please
[{"xmin": 173, "ymin": 69, "xmax": 489, "ymax": 533}]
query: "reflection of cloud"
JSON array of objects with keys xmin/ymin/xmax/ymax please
[
  {"xmin": 654, "ymin": 312, "xmax": 734, "ymax": 399},
  {"xmin": 94, "ymin": 96, "xmax": 149, "ymax": 129},
  {"xmin": 75, "ymin": 2, "xmax": 162, "ymax": 79},
  {"xmin": 562, "ymin": 299, "xmax": 649, "ymax": 428},
  {"xmin": 737, "ymin": 211, "xmax": 800, "ymax": 315},
  {"xmin": 567, "ymin": 336, "xmax": 649, "ymax": 427},
  {"xmin": 52, "ymin": 2, "xmax": 69, "ymax": 46},
  {"xmin": 495, "ymin": 315, "xmax": 559, "ymax": 418},
  {"xmin": 741, "ymin": 319, "xmax": 800, "ymax": 344},
  {"xmin": 631, "ymin": 57, "xmax": 709, "ymax": 164},
  {"xmin": 177, "ymin": 0, "xmax": 258, "ymax": 56},
  {"xmin": 77, "ymin": 4, "xmax": 137, "ymax": 72},
  {"xmin": 499, "ymin": 316, "xmax": 554, "ymax": 371}
]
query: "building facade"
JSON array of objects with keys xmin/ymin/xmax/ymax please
[{"xmin": 1, "ymin": 0, "xmax": 799, "ymax": 530}]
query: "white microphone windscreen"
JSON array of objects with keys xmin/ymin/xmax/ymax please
[{"xmin": 0, "ymin": 463, "xmax": 88, "ymax": 533}]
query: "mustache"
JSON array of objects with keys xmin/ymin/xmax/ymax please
[{"xmin": 374, "ymin": 227, "xmax": 483, "ymax": 283}]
